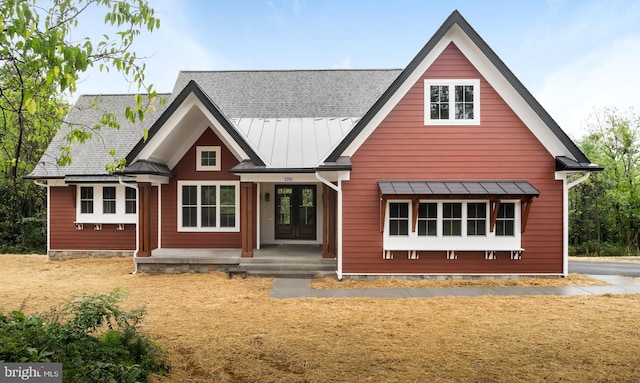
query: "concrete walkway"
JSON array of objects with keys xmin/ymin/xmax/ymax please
[{"xmin": 270, "ymin": 275, "xmax": 640, "ymax": 299}]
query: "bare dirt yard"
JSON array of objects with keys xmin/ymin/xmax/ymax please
[{"xmin": 1, "ymin": 254, "xmax": 640, "ymax": 383}]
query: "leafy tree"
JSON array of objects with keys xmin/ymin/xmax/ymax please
[
  {"xmin": 0, "ymin": 0, "xmax": 161, "ymax": 252},
  {"xmin": 570, "ymin": 108, "xmax": 640, "ymax": 255}
]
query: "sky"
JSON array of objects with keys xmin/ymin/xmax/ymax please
[{"xmin": 71, "ymin": 0, "xmax": 640, "ymax": 138}]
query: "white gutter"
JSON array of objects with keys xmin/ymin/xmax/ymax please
[
  {"xmin": 33, "ymin": 180, "xmax": 50, "ymax": 258},
  {"xmin": 315, "ymin": 172, "xmax": 343, "ymax": 280},
  {"xmin": 560, "ymin": 172, "xmax": 592, "ymax": 277},
  {"xmin": 119, "ymin": 176, "xmax": 139, "ymax": 272}
]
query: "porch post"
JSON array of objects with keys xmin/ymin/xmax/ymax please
[
  {"xmin": 137, "ymin": 182, "xmax": 151, "ymax": 257},
  {"xmin": 241, "ymin": 182, "xmax": 254, "ymax": 258},
  {"xmin": 322, "ymin": 184, "xmax": 337, "ymax": 258}
]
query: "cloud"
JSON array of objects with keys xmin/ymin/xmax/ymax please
[{"xmin": 534, "ymin": 36, "xmax": 640, "ymax": 138}]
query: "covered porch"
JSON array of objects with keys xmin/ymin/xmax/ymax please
[{"xmin": 135, "ymin": 245, "xmax": 335, "ymax": 277}]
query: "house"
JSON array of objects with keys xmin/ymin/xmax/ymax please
[{"xmin": 28, "ymin": 11, "xmax": 601, "ymax": 278}]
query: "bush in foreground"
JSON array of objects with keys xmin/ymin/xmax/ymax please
[{"xmin": 0, "ymin": 289, "xmax": 169, "ymax": 382}]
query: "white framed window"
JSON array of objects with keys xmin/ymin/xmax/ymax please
[
  {"xmin": 177, "ymin": 181, "xmax": 240, "ymax": 232},
  {"xmin": 75, "ymin": 184, "xmax": 137, "ymax": 224},
  {"xmin": 196, "ymin": 146, "xmax": 221, "ymax": 171},
  {"xmin": 424, "ymin": 79, "xmax": 480, "ymax": 125},
  {"xmin": 496, "ymin": 202, "xmax": 515, "ymax": 236},
  {"xmin": 384, "ymin": 200, "xmax": 520, "ymax": 251},
  {"xmin": 125, "ymin": 187, "xmax": 137, "ymax": 214},
  {"xmin": 103, "ymin": 187, "xmax": 116, "ymax": 214}
]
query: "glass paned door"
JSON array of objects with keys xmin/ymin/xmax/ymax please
[{"xmin": 275, "ymin": 185, "xmax": 316, "ymax": 240}]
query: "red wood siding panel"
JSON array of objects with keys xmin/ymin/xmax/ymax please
[
  {"xmin": 160, "ymin": 128, "xmax": 243, "ymax": 248},
  {"xmin": 342, "ymin": 43, "xmax": 563, "ymax": 274},
  {"xmin": 49, "ymin": 187, "xmax": 135, "ymax": 250}
]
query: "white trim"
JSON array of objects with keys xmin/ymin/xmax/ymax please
[
  {"xmin": 384, "ymin": 199, "xmax": 521, "ymax": 251},
  {"xmin": 424, "ymin": 79, "xmax": 480, "ymax": 125},
  {"xmin": 196, "ymin": 146, "xmax": 221, "ymax": 171},
  {"xmin": 134, "ymin": 94, "xmax": 250, "ymax": 167},
  {"xmin": 75, "ymin": 184, "xmax": 137, "ymax": 224},
  {"xmin": 177, "ymin": 180, "xmax": 240, "ymax": 232},
  {"xmin": 157, "ymin": 184, "xmax": 162, "ymax": 249},
  {"xmin": 315, "ymin": 171, "xmax": 346, "ymax": 280}
]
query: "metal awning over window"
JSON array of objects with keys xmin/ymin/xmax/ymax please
[{"xmin": 378, "ymin": 180, "xmax": 540, "ymax": 234}]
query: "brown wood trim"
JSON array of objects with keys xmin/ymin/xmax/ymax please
[
  {"xmin": 380, "ymin": 197, "xmax": 387, "ymax": 233},
  {"xmin": 411, "ymin": 198, "xmax": 419, "ymax": 232},
  {"xmin": 137, "ymin": 182, "xmax": 151, "ymax": 257},
  {"xmin": 241, "ymin": 182, "xmax": 254, "ymax": 257},
  {"xmin": 322, "ymin": 185, "xmax": 337, "ymax": 258},
  {"xmin": 521, "ymin": 198, "xmax": 533, "ymax": 233},
  {"xmin": 489, "ymin": 200, "xmax": 500, "ymax": 233}
]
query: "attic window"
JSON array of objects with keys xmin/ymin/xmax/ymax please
[
  {"xmin": 196, "ymin": 146, "xmax": 221, "ymax": 171},
  {"xmin": 424, "ymin": 79, "xmax": 480, "ymax": 125}
]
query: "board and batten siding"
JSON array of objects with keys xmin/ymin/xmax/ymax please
[
  {"xmin": 49, "ymin": 186, "xmax": 136, "ymax": 251},
  {"xmin": 159, "ymin": 127, "xmax": 247, "ymax": 249},
  {"xmin": 342, "ymin": 43, "xmax": 563, "ymax": 274}
]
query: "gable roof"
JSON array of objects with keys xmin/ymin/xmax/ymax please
[
  {"xmin": 326, "ymin": 10, "xmax": 592, "ymax": 166},
  {"xmin": 126, "ymin": 70, "xmax": 401, "ymax": 170}
]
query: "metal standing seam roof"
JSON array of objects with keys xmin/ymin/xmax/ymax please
[{"xmin": 378, "ymin": 180, "xmax": 541, "ymax": 198}]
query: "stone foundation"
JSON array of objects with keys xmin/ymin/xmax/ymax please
[
  {"xmin": 48, "ymin": 250, "xmax": 133, "ymax": 261},
  {"xmin": 136, "ymin": 263, "xmax": 222, "ymax": 275}
]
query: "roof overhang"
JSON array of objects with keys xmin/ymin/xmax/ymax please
[
  {"xmin": 125, "ymin": 80, "xmax": 265, "ymax": 169},
  {"xmin": 64, "ymin": 175, "xmax": 136, "ymax": 184},
  {"xmin": 555, "ymin": 156, "xmax": 604, "ymax": 172},
  {"xmin": 378, "ymin": 180, "xmax": 540, "ymax": 200}
]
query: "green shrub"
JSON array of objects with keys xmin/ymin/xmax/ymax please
[
  {"xmin": 0, "ymin": 289, "xmax": 169, "ymax": 382},
  {"xmin": 569, "ymin": 241, "xmax": 639, "ymax": 256}
]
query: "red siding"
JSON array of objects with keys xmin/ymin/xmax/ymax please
[
  {"xmin": 342, "ymin": 43, "xmax": 563, "ymax": 274},
  {"xmin": 160, "ymin": 128, "xmax": 243, "ymax": 248},
  {"xmin": 49, "ymin": 187, "xmax": 136, "ymax": 251}
]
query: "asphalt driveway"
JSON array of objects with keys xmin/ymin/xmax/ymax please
[{"xmin": 569, "ymin": 260, "xmax": 640, "ymax": 277}]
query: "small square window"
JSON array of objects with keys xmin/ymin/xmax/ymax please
[
  {"xmin": 196, "ymin": 146, "xmax": 221, "ymax": 171},
  {"xmin": 424, "ymin": 80, "xmax": 480, "ymax": 125}
]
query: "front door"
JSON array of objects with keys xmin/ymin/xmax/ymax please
[{"xmin": 275, "ymin": 185, "xmax": 316, "ymax": 240}]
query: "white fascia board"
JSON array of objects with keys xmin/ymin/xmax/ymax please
[
  {"xmin": 342, "ymin": 24, "xmax": 575, "ymax": 160},
  {"xmin": 134, "ymin": 93, "xmax": 250, "ymax": 168},
  {"xmin": 135, "ymin": 175, "xmax": 170, "ymax": 185}
]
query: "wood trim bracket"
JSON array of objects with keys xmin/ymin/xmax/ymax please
[
  {"xmin": 489, "ymin": 200, "xmax": 500, "ymax": 233},
  {"xmin": 521, "ymin": 198, "xmax": 533, "ymax": 233}
]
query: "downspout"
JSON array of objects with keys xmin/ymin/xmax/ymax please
[
  {"xmin": 119, "ymin": 176, "xmax": 139, "ymax": 272},
  {"xmin": 562, "ymin": 172, "xmax": 592, "ymax": 277},
  {"xmin": 33, "ymin": 180, "xmax": 50, "ymax": 258},
  {"xmin": 315, "ymin": 172, "xmax": 343, "ymax": 280}
]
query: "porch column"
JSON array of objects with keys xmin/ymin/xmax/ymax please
[
  {"xmin": 241, "ymin": 182, "xmax": 254, "ymax": 258},
  {"xmin": 322, "ymin": 184, "xmax": 337, "ymax": 258},
  {"xmin": 137, "ymin": 182, "xmax": 152, "ymax": 257}
]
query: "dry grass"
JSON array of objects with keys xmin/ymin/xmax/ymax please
[
  {"xmin": 2, "ymin": 254, "xmax": 640, "ymax": 383},
  {"xmin": 570, "ymin": 255, "xmax": 640, "ymax": 264},
  {"xmin": 311, "ymin": 273, "xmax": 607, "ymax": 289}
]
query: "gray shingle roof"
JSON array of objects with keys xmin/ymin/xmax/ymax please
[
  {"xmin": 28, "ymin": 94, "xmax": 170, "ymax": 178},
  {"xmin": 171, "ymin": 70, "xmax": 402, "ymax": 118},
  {"xmin": 30, "ymin": 69, "xmax": 401, "ymax": 177}
]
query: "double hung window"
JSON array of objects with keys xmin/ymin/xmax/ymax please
[
  {"xmin": 178, "ymin": 181, "xmax": 239, "ymax": 231},
  {"xmin": 76, "ymin": 184, "xmax": 137, "ymax": 224}
]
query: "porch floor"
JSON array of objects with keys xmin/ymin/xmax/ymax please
[{"xmin": 135, "ymin": 245, "xmax": 335, "ymax": 277}]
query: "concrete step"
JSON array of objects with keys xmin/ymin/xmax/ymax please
[
  {"xmin": 236, "ymin": 263, "xmax": 336, "ymax": 272},
  {"xmin": 242, "ymin": 257, "xmax": 336, "ymax": 265},
  {"xmin": 246, "ymin": 270, "xmax": 335, "ymax": 279}
]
